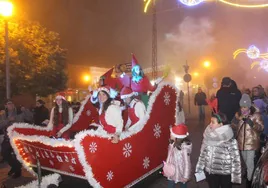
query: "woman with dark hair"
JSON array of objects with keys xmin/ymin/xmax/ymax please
[
  {"xmin": 90, "ymin": 86, "xmax": 123, "ymax": 143},
  {"xmin": 196, "ymin": 112, "xmax": 241, "ymax": 188},
  {"xmin": 48, "ymin": 93, "xmax": 73, "ymax": 139}
]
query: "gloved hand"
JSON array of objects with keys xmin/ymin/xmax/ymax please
[
  {"xmin": 92, "ymin": 90, "xmax": 98, "ymax": 98},
  {"xmin": 246, "ymin": 118, "xmax": 254, "ymax": 128}
]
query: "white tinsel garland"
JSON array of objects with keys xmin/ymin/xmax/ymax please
[{"xmin": 15, "ymin": 173, "xmax": 61, "ymax": 188}]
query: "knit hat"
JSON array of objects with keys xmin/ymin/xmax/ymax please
[
  {"xmin": 120, "ymin": 87, "xmax": 134, "ymax": 99},
  {"xmin": 239, "ymin": 94, "xmax": 252, "ymax": 108},
  {"xmin": 55, "ymin": 92, "xmax": 66, "ymax": 100},
  {"xmin": 221, "ymin": 77, "xmax": 232, "ymax": 86},
  {"xmin": 170, "ymin": 124, "xmax": 189, "ymax": 139}
]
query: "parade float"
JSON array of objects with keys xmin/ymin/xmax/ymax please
[{"xmin": 8, "ymin": 82, "xmax": 181, "ymax": 188}]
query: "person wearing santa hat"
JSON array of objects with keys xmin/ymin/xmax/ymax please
[
  {"xmin": 90, "ymin": 86, "xmax": 123, "ymax": 143},
  {"xmin": 120, "ymin": 86, "xmax": 146, "ymax": 130},
  {"xmin": 47, "ymin": 93, "xmax": 74, "ymax": 139},
  {"xmin": 163, "ymin": 124, "xmax": 192, "ymax": 188},
  {"xmin": 130, "ymin": 54, "xmax": 163, "ymax": 107}
]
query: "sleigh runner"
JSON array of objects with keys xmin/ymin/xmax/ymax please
[{"xmin": 8, "ymin": 83, "xmax": 181, "ymax": 187}]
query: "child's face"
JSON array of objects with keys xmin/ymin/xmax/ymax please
[
  {"xmin": 209, "ymin": 117, "xmax": 221, "ymax": 130},
  {"xmin": 241, "ymin": 107, "xmax": 250, "ymax": 116}
]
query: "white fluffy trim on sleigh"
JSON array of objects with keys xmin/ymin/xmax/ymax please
[
  {"xmin": 7, "ymin": 123, "xmax": 74, "ymax": 177},
  {"xmin": 120, "ymin": 82, "xmax": 179, "ymax": 140},
  {"xmin": 15, "ymin": 173, "xmax": 61, "ymax": 188}
]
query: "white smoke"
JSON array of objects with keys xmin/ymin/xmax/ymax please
[{"xmin": 162, "ymin": 17, "xmax": 215, "ymax": 62}]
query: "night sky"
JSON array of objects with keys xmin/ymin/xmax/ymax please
[{"xmin": 13, "ymin": 0, "xmax": 268, "ymax": 86}]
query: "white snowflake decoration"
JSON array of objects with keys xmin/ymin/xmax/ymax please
[
  {"xmin": 89, "ymin": 142, "xmax": 97, "ymax": 153},
  {"xmin": 49, "ymin": 160, "xmax": 54, "ymax": 166},
  {"xmin": 44, "ymin": 151, "xmax": 49, "ymax": 158},
  {"xmin": 24, "ymin": 146, "xmax": 29, "ymax": 153},
  {"xmin": 50, "ymin": 152, "xmax": 55, "ymax": 158},
  {"xmin": 71, "ymin": 157, "xmax": 77, "ymax": 164},
  {"xmin": 153, "ymin": 124, "xmax": 161, "ymax": 139},
  {"xmin": 57, "ymin": 155, "xmax": 63, "ymax": 163},
  {"xmin": 123, "ymin": 143, "xmax": 132, "ymax": 158},
  {"xmin": 163, "ymin": 92, "xmax": 171, "ymax": 105},
  {"xmin": 106, "ymin": 171, "xmax": 114, "ymax": 181},
  {"xmin": 36, "ymin": 151, "xmax": 40, "ymax": 158},
  {"xmin": 86, "ymin": 110, "xmax": 91, "ymax": 116},
  {"xmin": 69, "ymin": 165, "xmax": 75, "ymax": 172},
  {"xmin": 143, "ymin": 157, "xmax": 150, "ymax": 169},
  {"xmin": 41, "ymin": 152, "xmax": 45, "ymax": 159},
  {"xmin": 64, "ymin": 155, "xmax": 69, "ymax": 162},
  {"xmin": 29, "ymin": 147, "xmax": 33, "ymax": 152}
]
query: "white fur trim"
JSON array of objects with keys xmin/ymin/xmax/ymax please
[
  {"xmin": 15, "ymin": 173, "xmax": 61, "ymax": 188},
  {"xmin": 7, "ymin": 123, "xmax": 74, "ymax": 177},
  {"xmin": 98, "ymin": 87, "xmax": 110, "ymax": 95},
  {"xmin": 170, "ymin": 130, "xmax": 189, "ymax": 139},
  {"xmin": 119, "ymin": 82, "xmax": 179, "ymax": 140},
  {"xmin": 120, "ymin": 93, "xmax": 134, "ymax": 99}
]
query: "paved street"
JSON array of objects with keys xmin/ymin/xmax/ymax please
[{"xmin": 0, "ymin": 109, "xmax": 247, "ymax": 188}]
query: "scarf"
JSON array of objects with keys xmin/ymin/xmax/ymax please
[{"xmin": 203, "ymin": 124, "xmax": 234, "ymax": 146}]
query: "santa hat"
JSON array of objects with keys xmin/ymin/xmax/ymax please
[
  {"xmin": 120, "ymin": 87, "xmax": 134, "ymax": 99},
  {"xmin": 131, "ymin": 53, "xmax": 139, "ymax": 68},
  {"xmin": 55, "ymin": 92, "xmax": 66, "ymax": 100},
  {"xmin": 98, "ymin": 86, "xmax": 111, "ymax": 96},
  {"xmin": 170, "ymin": 124, "xmax": 189, "ymax": 139}
]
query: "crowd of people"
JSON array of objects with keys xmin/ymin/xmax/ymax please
[{"xmin": 172, "ymin": 77, "xmax": 267, "ymax": 188}]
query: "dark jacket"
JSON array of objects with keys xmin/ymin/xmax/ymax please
[
  {"xmin": 216, "ymin": 85, "xmax": 241, "ymax": 122},
  {"xmin": 194, "ymin": 92, "xmax": 207, "ymax": 106},
  {"xmin": 33, "ymin": 105, "xmax": 49, "ymax": 126}
]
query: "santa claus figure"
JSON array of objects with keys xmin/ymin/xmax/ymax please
[
  {"xmin": 90, "ymin": 86, "xmax": 123, "ymax": 143},
  {"xmin": 48, "ymin": 93, "xmax": 73, "ymax": 139},
  {"xmin": 120, "ymin": 86, "xmax": 146, "ymax": 130}
]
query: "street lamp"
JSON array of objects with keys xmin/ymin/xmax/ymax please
[
  {"xmin": 0, "ymin": 0, "xmax": 13, "ymax": 99},
  {"xmin": 203, "ymin": 61, "xmax": 211, "ymax": 68}
]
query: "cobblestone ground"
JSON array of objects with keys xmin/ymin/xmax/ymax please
[{"xmin": 0, "ymin": 109, "xmax": 247, "ymax": 187}]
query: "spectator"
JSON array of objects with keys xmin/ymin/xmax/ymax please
[
  {"xmin": 0, "ymin": 100, "xmax": 33, "ymax": 178},
  {"xmin": 216, "ymin": 77, "xmax": 241, "ymax": 122},
  {"xmin": 194, "ymin": 87, "xmax": 207, "ymax": 122},
  {"xmin": 33, "ymin": 99, "xmax": 49, "ymax": 126},
  {"xmin": 196, "ymin": 112, "xmax": 241, "ymax": 188},
  {"xmin": 231, "ymin": 94, "xmax": 264, "ymax": 188}
]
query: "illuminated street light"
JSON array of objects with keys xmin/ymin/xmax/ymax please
[
  {"xmin": 193, "ymin": 72, "xmax": 199, "ymax": 77},
  {"xmin": 0, "ymin": 0, "xmax": 13, "ymax": 99},
  {"xmin": 0, "ymin": 1, "xmax": 13, "ymax": 17},
  {"xmin": 83, "ymin": 74, "xmax": 91, "ymax": 82},
  {"xmin": 203, "ymin": 61, "xmax": 211, "ymax": 68}
]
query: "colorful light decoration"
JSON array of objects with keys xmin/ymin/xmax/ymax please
[
  {"xmin": 218, "ymin": 0, "xmax": 268, "ymax": 8},
  {"xmin": 234, "ymin": 45, "xmax": 268, "ymax": 72},
  {"xmin": 144, "ymin": 0, "xmax": 268, "ymax": 11},
  {"xmin": 179, "ymin": 0, "xmax": 204, "ymax": 6}
]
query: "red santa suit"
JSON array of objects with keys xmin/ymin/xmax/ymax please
[
  {"xmin": 131, "ymin": 76, "xmax": 156, "ymax": 93},
  {"xmin": 120, "ymin": 87, "xmax": 146, "ymax": 130},
  {"xmin": 48, "ymin": 94, "xmax": 73, "ymax": 139}
]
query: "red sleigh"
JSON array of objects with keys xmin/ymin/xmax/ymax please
[{"xmin": 8, "ymin": 83, "xmax": 180, "ymax": 187}]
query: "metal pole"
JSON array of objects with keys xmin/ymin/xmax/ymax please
[
  {"xmin": 187, "ymin": 82, "xmax": 190, "ymax": 114},
  {"xmin": 5, "ymin": 20, "xmax": 10, "ymax": 99}
]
